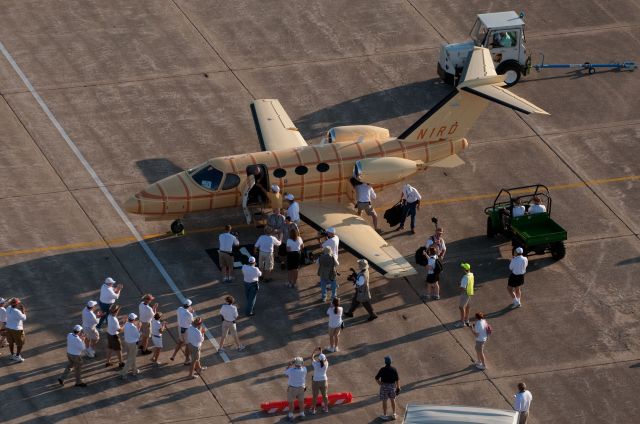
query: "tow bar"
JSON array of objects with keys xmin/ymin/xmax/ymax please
[{"xmin": 527, "ymin": 53, "xmax": 637, "ymax": 75}]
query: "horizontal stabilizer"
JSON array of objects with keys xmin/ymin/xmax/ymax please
[
  {"xmin": 461, "ymin": 84, "xmax": 549, "ymax": 115},
  {"xmin": 430, "ymin": 154, "xmax": 465, "ymax": 168}
]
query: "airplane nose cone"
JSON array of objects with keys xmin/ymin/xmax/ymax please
[{"xmin": 123, "ymin": 195, "xmax": 140, "ymax": 214}]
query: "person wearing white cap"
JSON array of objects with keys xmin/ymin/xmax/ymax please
[
  {"xmin": 218, "ymin": 225, "xmax": 240, "ymax": 283},
  {"xmin": 170, "ymin": 299, "xmax": 194, "ymax": 364},
  {"xmin": 81, "ymin": 301, "xmax": 100, "ymax": 358},
  {"xmin": 0, "ymin": 297, "xmax": 7, "ymax": 351},
  {"xmin": 120, "ymin": 313, "xmax": 141, "ymax": 379},
  {"xmin": 268, "ymin": 184, "xmax": 283, "ymax": 211},
  {"xmin": 285, "ymin": 193, "xmax": 300, "ymax": 224},
  {"xmin": 343, "ymin": 259, "xmax": 378, "ymax": 321},
  {"xmin": 285, "ymin": 355, "xmax": 307, "ymax": 420},
  {"xmin": 321, "ymin": 227, "xmax": 340, "ymax": 264},
  {"xmin": 242, "ymin": 257, "xmax": 262, "ymax": 316},
  {"xmin": 58, "ymin": 325, "xmax": 87, "ymax": 387},
  {"xmin": 97, "ymin": 277, "xmax": 123, "ymax": 329},
  {"xmin": 310, "ymin": 347, "xmax": 330, "ymax": 414},
  {"xmin": 138, "ymin": 294, "xmax": 157, "ymax": 355},
  {"xmin": 508, "ymin": 247, "xmax": 528, "ymax": 308},
  {"xmin": 397, "ymin": 183, "xmax": 422, "ymax": 234}
]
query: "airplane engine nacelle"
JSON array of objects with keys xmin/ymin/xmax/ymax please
[
  {"xmin": 325, "ymin": 125, "xmax": 390, "ymax": 144},
  {"xmin": 354, "ymin": 157, "xmax": 419, "ymax": 185}
]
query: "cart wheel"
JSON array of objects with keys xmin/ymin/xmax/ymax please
[
  {"xmin": 170, "ymin": 219, "xmax": 185, "ymax": 235},
  {"xmin": 588, "ymin": 67, "xmax": 596, "ymax": 75},
  {"xmin": 550, "ymin": 241, "xmax": 566, "ymax": 260},
  {"xmin": 486, "ymin": 217, "xmax": 495, "ymax": 238},
  {"xmin": 497, "ymin": 61, "xmax": 522, "ymax": 87}
]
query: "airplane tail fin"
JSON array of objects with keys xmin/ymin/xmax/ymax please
[{"xmin": 398, "ymin": 47, "xmax": 548, "ymax": 142}]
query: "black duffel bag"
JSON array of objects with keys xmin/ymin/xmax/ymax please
[{"xmin": 384, "ymin": 202, "xmax": 404, "ymax": 227}]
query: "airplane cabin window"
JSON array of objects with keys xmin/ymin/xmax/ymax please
[
  {"xmin": 221, "ymin": 173, "xmax": 241, "ymax": 190},
  {"xmin": 191, "ymin": 165, "xmax": 223, "ymax": 191},
  {"xmin": 317, "ymin": 163, "xmax": 330, "ymax": 172},
  {"xmin": 295, "ymin": 166, "xmax": 308, "ymax": 175},
  {"xmin": 273, "ymin": 168, "xmax": 287, "ymax": 178}
]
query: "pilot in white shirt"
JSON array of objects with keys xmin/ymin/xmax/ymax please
[{"xmin": 354, "ymin": 182, "xmax": 381, "ymax": 233}]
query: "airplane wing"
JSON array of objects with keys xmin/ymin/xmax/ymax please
[
  {"xmin": 430, "ymin": 153, "xmax": 465, "ymax": 168},
  {"xmin": 250, "ymin": 99, "xmax": 308, "ymax": 151},
  {"xmin": 299, "ymin": 201, "xmax": 417, "ymax": 278}
]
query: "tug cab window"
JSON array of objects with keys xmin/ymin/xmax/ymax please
[{"xmin": 191, "ymin": 165, "xmax": 223, "ymax": 191}]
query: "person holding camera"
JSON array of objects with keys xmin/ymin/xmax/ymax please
[
  {"xmin": 218, "ymin": 225, "xmax": 240, "ymax": 283},
  {"xmin": 311, "ymin": 347, "xmax": 330, "ymax": 414},
  {"xmin": 375, "ymin": 355, "xmax": 400, "ymax": 421},
  {"xmin": 97, "ymin": 277, "xmax": 123, "ymax": 329},
  {"xmin": 326, "ymin": 297, "xmax": 343, "ymax": 353},
  {"xmin": 150, "ymin": 311, "xmax": 167, "ymax": 366},
  {"xmin": 317, "ymin": 245, "xmax": 338, "ymax": 302},
  {"xmin": 6, "ymin": 298, "xmax": 27, "ymax": 362},
  {"xmin": 343, "ymin": 259, "xmax": 378, "ymax": 321},
  {"xmin": 81, "ymin": 301, "xmax": 100, "ymax": 358},
  {"xmin": 285, "ymin": 356, "xmax": 308, "ymax": 421},
  {"xmin": 218, "ymin": 296, "xmax": 245, "ymax": 352}
]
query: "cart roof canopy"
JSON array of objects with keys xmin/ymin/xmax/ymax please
[
  {"xmin": 403, "ymin": 404, "xmax": 519, "ymax": 424},
  {"xmin": 477, "ymin": 11, "xmax": 524, "ymax": 29}
]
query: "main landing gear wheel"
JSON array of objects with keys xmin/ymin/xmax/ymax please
[{"xmin": 170, "ymin": 219, "xmax": 185, "ymax": 236}]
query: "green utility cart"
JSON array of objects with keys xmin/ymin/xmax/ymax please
[{"xmin": 485, "ymin": 184, "xmax": 567, "ymax": 259}]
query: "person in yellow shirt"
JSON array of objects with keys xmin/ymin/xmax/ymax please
[{"xmin": 455, "ymin": 263, "xmax": 474, "ymax": 328}]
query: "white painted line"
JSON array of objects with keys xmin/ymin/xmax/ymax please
[{"xmin": 0, "ymin": 40, "xmax": 230, "ymax": 363}]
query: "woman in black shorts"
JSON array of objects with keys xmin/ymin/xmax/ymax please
[{"xmin": 286, "ymin": 228, "xmax": 304, "ymax": 288}]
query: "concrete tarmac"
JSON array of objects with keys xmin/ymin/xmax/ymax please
[{"xmin": 0, "ymin": 1, "xmax": 638, "ymax": 423}]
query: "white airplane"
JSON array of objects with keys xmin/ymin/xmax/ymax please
[{"xmin": 124, "ymin": 47, "xmax": 548, "ymax": 278}]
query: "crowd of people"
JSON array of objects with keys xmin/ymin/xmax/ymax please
[{"xmin": 0, "ymin": 186, "xmax": 535, "ymax": 423}]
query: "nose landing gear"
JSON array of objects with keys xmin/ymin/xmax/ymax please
[{"xmin": 170, "ymin": 219, "xmax": 185, "ymax": 236}]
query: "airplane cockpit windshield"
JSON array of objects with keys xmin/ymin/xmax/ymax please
[
  {"xmin": 470, "ymin": 19, "xmax": 488, "ymax": 46},
  {"xmin": 190, "ymin": 165, "xmax": 223, "ymax": 191}
]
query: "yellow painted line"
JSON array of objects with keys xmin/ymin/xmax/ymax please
[{"xmin": 0, "ymin": 175, "xmax": 637, "ymax": 258}]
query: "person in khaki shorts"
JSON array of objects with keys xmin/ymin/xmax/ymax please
[
  {"xmin": 6, "ymin": 298, "xmax": 27, "ymax": 362},
  {"xmin": 218, "ymin": 296, "xmax": 245, "ymax": 352},
  {"xmin": 218, "ymin": 225, "xmax": 240, "ymax": 283},
  {"xmin": 254, "ymin": 227, "xmax": 281, "ymax": 282},
  {"xmin": 81, "ymin": 300, "xmax": 100, "ymax": 358},
  {"xmin": 187, "ymin": 317, "xmax": 207, "ymax": 378},
  {"xmin": 455, "ymin": 263, "xmax": 475, "ymax": 328},
  {"xmin": 284, "ymin": 356, "xmax": 307, "ymax": 421},
  {"xmin": 310, "ymin": 348, "xmax": 330, "ymax": 414},
  {"xmin": 138, "ymin": 294, "xmax": 157, "ymax": 355},
  {"xmin": 58, "ymin": 325, "xmax": 87, "ymax": 387}
]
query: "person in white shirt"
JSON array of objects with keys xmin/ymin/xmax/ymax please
[
  {"xmin": 514, "ymin": 382, "xmax": 533, "ymax": 424},
  {"xmin": 242, "ymin": 257, "xmax": 262, "ymax": 316},
  {"xmin": 279, "ymin": 216, "xmax": 300, "ymax": 268},
  {"xmin": 424, "ymin": 246, "xmax": 441, "ymax": 301},
  {"xmin": 150, "ymin": 312, "xmax": 167, "ymax": 366},
  {"xmin": 171, "ymin": 299, "xmax": 195, "ymax": 364},
  {"xmin": 58, "ymin": 325, "xmax": 87, "ymax": 387},
  {"xmin": 120, "ymin": 313, "xmax": 141, "ymax": 379},
  {"xmin": 105, "ymin": 304, "xmax": 124, "ymax": 368},
  {"xmin": 6, "ymin": 298, "xmax": 27, "ymax": 362},
  {"xmin": 187, "ymin": 317, "xmax": 207, "ymax": 378},
  {"xmin": 218, "ymin": 296, "xmax": 245, "ymax": 352},
  {"xmin": 138, "ymin": 294, "xmax": 157, "ymax": 355},
  {"xmin": 97, "ymin": 277, "xmax": 123, "ymax": 329},
  {"xmin": 471, "ymin": 312, "xmax": 489, "ymax": 370},
  {"xmin": 326, "ymin": 298, "xmax": 343, "ymax": 353},
  {"xmin": 397, "ymin": 184, "xmax": 422, "ymax": 234},
  {"xmin": 285, "ymin": 193, "xmax": 300, "ymax": 224},
  {"xmin": 310, "ymin": 348, "xmax": 330, "ymax": 414},
  {"xmin": 321, "ymin": 227, "xmax": 340, "ymax": 264},
  {"xmin": 81, "ymin": 301, "xmax": 100, "ymax": 358},
  {"xmin": 285, "ymin": 356, "xmax": 308, "ymax": 420},
  {"xmin": 508, "ymin": 247, "xmax": 529, "ymax": 308},
  {"xmin": 354, "ymin": 181, "xmax": 381, "ymax": 233},
  {"xmin": 426, "ymin": 227, "xmax": 447, "ymax": 259},
  {"xmin": 219, "ymin": 225, "xmax": 240, "ymax": 283},
  {"xmin": 344, "ymin": 259, "xmax": 378, "ymax": 321},
  {"xmin": 512, "ymin": 200, "xmax": 526, "ymax": 218},
  {"xmin": 286, "ymin": 228, "xmax": 304, "ymax": 289},
  {"xmin": 0, "ymin": 298, "xmax": 7, "ymax": 349},
  {"xmin": 528, "ymin": 196, "xmax": 546, "ymax": 215},
  {"xmin": 254, "ymin": 227, "xmax": 282, "ymax": 282}
]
